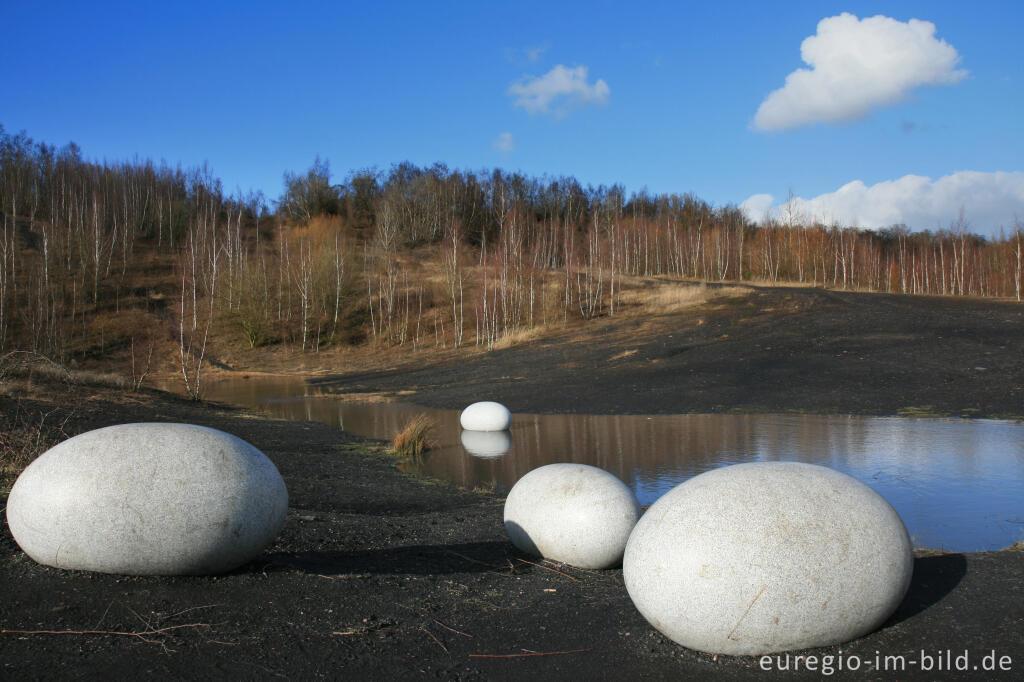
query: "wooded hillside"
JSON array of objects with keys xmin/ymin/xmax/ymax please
[{"xmin": 2, "ymin": 126, "xmax": 1021, "ymax": 391}]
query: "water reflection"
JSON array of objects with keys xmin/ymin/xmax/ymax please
[
  {"xmin": 461, "ymin": 431, "xmax": 513, "ymax": 459},
  {"xmin": 176, "ymin": 375, "xmax": 1024, "ymax": 552}
]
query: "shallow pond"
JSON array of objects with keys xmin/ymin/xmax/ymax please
[{"xmin": 177, "ymin": 375, "xmax": 1024, "ymax": 552}]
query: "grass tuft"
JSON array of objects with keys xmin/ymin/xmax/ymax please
[
  {"xmin": 491, "ymin": 326, "xmax": 548, "ymax": 350},
  {"xmin": 391, "ymin": 414, "xmax": 435, "ymax": 458}
]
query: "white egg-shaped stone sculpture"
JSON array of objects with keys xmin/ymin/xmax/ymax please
[
  {"xmin": 461, "ymin": 430, "xmax": 512, "ymax": 459},
  {"xmin": 459, "ymin": 401, "xmax": 511, "ymax": 431},
  {"xmin": 504, "ymin": 463, "xmax": 640, "ymax": 569},
  {"xmin": 5, "ymin": 423, "xmax": 288, "ymax": 576},
  {"xmin": 623, "ymin": 461, "xmax": 913, "ymax": 656}
]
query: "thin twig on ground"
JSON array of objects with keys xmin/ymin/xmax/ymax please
[
  {"xmin": 432, "ymin": 619, "xmax": 473, "ymax": 639},
  {"xmin": 442, "ymin": 548, "xmax": 503, "ymax": 569},
  {"xmin": 91, "ymin": 600, "xmax": 116, "ymax": 631},
  {"xmin": 1, "ymin": 623, "xmax": 210, "ymax": 642},
  {"xmin": 315, "ymin": 573, "xmax": 372, "ymax": 580},
  {"xmin": 332, "ymin": 621, "xmax": 395, "ymax": 636},
  {"xmin": 165, "ymin": 604, "xmax": 223, "ymax": 620},
  {"xmin": 418, "ymin": 626, "xmax": 449, "ymax": 654},
  {"xmin": 515, "ymin": 557, "xmax": 579, "ymax": 582},
  {"xmin": 469, "ymin": 648, "xmax": 591, "ymax": 659},
  {"xmin": 3, "ymin": 603, "xmax": 222, "ymax": 654}
]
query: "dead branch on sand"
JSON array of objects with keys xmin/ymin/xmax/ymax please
[{"xmin": 469, "ymin": 648, "xmax": 591, "ymax": 659}]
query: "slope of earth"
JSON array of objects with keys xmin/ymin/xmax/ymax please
[{"xmin": 314, "ymin": 286, "xmax": 1024, "ymax": 420}]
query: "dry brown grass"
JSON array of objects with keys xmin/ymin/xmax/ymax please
[
  {"xmin": 616, "ymin": 280, "xmax": 748, "ymax": 314},
  {"xmin": 459, "ymin": 278, "xmax": 751, "ymax": 352},
  {"xmin": 0, "ymin": 400, "xmax": 74, "ymax": 485},
  {"xmin": 491, "ymin": 326, "xmax": 550, "ymax": 350},
  {"xmin": 614, "ymin": 280, "xmax": 712, "ymax": 311},
  {"xmin": 68, "ymin": 369, "xmax": 129, "ymax": 389},
  {"xmin": 0, "ymin": 352, "xmax": 127, "ymax": 390},
  {"xmin": 391, "ymin": 413, "xmax": 435, "ymax": 458},
  {"xmin": 0, "ymin": 351, "xmax": 72, "ymax": 384}
]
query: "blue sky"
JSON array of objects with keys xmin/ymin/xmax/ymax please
[{"xmin": 3, "ymin": 1, "xmax": 1022, "ymax": 235}]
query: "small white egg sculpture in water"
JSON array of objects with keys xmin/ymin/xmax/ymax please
[
  {"xmin": 623, "ymin": 461, "xmax": 913, "ymax": 656},
  {"xmin": 460, "ymin": 430, "xmax": 513, "ymax": 459},
  {"xmin": 504, "ymin": 463, "xmax": 641, "ymax": 569},
  {"xmin": 459, "ymin": 401, "xmax": 511, "ymax": 431},
  {"xmin": 5, "ymin": 423, "xmax": 288, "ymax": 576}
]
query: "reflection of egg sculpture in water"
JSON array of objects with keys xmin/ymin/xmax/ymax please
[
  {"xmin": 459, "ymin": 401, "xmax": 511, "ymax": 431},
  {"xmin": 504, "ymin": 463, "xmax": 641, "ymax": 569},
  {"xmin": 5, "ymin": 423, "xmax": 288, "ymax": 575},
  {"xmin": 461, "ymin": 430, "xmax": 512, "ymax": 459},
  {"xmin": 623, "ymin": 462, "xmax": 913, "ymax": 656}
]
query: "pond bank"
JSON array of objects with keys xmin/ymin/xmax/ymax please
[
  {"xmin": 1, "ymin": 379, "xmax": 1022, "ymax": 680},
  {"xmin": 175, "ymin": 375, "xmax": 1024, "ymax": 553}
]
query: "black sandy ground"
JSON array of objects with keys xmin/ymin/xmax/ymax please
[
  {"xmin": 2, "ymin": 284, "xmax": 1023, "ymax": 680},
  {"xmin": 311, "ymin": 286, "xmax": 1024, "ymax": 420}
]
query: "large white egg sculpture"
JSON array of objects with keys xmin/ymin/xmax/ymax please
[
  {"xmin": 460, "ymin": 401, "xmax": 511, "ymax": 431},
  {"xmin": 623, "ymin": 461, "xmax": 913, "ymax": 655},
  {"xmin": 5, "ymin": 423, "xmax": 288, "ymax": 575},
  {"xmin": 504, "ymin": 463, "xmax": 640, "ymax": 569}
]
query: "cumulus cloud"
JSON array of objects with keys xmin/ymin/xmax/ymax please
[
  {"xmin": 740, "ymin": 194, "xmax": 775, "ymax": 222},
  {"xmin": 508, "ymin": 64, "xmax": 610, "ymax": 116},
  {"xmin": 493, "ymin": 132, "xmax": 514, "ymax": 153},
  {"xmin": 741, "ymin": 171, "xmax": 1024, "ymax": 236},
  {"xmin": 753, "ymin": 13, "xmax": 967, "ymax": 131}
]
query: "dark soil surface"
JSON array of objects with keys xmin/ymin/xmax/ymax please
[
  {"xmin": 3, "ymin": 285, "xmax": 1023, "ymax": 680},
  {"xmin": 314, "ymin": 285, "xmax": 1024, "ymax": 420}
]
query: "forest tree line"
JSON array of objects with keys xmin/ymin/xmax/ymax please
[{"xmin": 2, "ymin": 126, "xmax": 1022, "ymax": 377}]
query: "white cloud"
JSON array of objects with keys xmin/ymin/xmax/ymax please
[
  {"xmin": 504, "ymin": 44, "xmax": 549, "ymax": 65},
  {"xmin": 741, "ymin": 172, "xmax": 1024, "ymax": 236},
  {"xmin": 739, "ymin": 194, "xmax": 775, "ymax": 222},
  {"xmin": 524, "ymin": 45, "xmax": 547, "ymax": 63},
  {"xmin": 508, "ymin": 64, "xmax": 610, "ymax": 116},
  {"xmin": 493, "ymin": 132, "xmax": 514, "ymax": 153},
  {"xmin": 753, "ymin": 13, "xmax": 967, "ymax": 132}
]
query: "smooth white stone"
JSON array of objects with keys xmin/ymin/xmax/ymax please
[
  {"xmin": 460, "ymin": 430, "xmax": 512, "ymax": 459},
  {"xmin": 5, "ymin": 423, "xmax": 288, "ymax": 575},
  {"xmin": 459, "ymin": 401, "xmax": 511, "ymax": 431},
  {"xmin": 623, "ymin": 461, "xmax": 913, "ymax": 655},
  {"xmin": 504, "ymin": 463, "xmax": 640, "ymax": 569}
]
